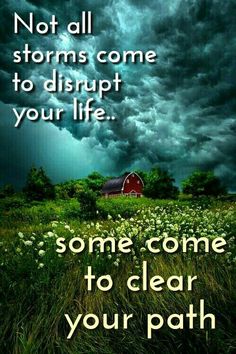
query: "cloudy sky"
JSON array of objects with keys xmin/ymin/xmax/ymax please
[{"xmin": 0, "ymin": 0, "xmax": 236, "ymax": 190}]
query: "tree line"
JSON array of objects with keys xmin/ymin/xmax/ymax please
[{"xmin": 0, "ymin": 166, "xmax": 226, "ymax": 201}]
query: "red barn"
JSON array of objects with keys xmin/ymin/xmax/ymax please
[{"xmin": 102, "ymin": 172, "xmax": 144, "ymax": 197}]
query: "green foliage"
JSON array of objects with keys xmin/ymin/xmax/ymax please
[
  {"xmin": 62, "ymin": 199, "xmax": 81, "ymax": 219},
  {"xmin": 24, "ymin": 167, "xmax": 55, "ymax": 201},
  {"xmin": 0, "ymin": 201, "xmax": 236, "ymax": 353},
  {"xmin": 97, "ymin": 196, "xmax": 172, "ymax": 219},
  {"xmin": 78, "ymin": 188, "xmax": 97, "ymax": 219},
  {"xmin": 0, "ymin": 195, "xmax": 26, "ymax": 211},
  {"xmin": 143, "ymin": 167, "xmax": 179, "ymax": 199},
  {"xmin": 182, "ymin": 170, "xmax": 226, "ymax": 197},
  {"xmin": 55, "ymin": 172, "xmax": 107, "ymax": 200},
  {"xmin": 0, "ymin": 199, "xmax": 82, "ymax": 227},
  {"xmin": 84, "ymin": 171, "xmax": 107, "ymax": 195},
  {"xmin": 0, "ymin": 183, "xmax": 15, "ymax": 198},
  {"xmin": 0, "ymin": 184, "xmax": 15, "ymax": 199},
  {"xmin": 55, "ymin": 180, "xmax": 84, "ymax": 199}
]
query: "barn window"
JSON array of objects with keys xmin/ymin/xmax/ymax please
[
  {"xmin": 132, "ymin": 174, "xmax": 134, "ymax": 177},
  {"xmin": 137, "ymin": 180, "xmax": 140, "ymax": 184},
  {"xmin": 127, "ymin": 179, "xmax": 130, "ymax": 183}
]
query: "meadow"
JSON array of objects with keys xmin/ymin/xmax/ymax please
[{"xmin": 0, "ymin": 196, "xmax": 236, "ymax": 354}]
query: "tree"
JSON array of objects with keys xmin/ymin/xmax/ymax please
[
  {"xmin": 55, "ymin": 180, "xmax": 84, "ymax": 199},
  {"xmin": 182, "ymin": 171, "xmax": 226, "ymax": 197},
  {"xmin": 85, "ymin": 172, "xmax": 107, "ymax": 195},
  {"xmin": 24, "ymin": 167, "xmax": 55, "ymax": 201},
  {"xmin": 0, "ymin": 184, "xmax": 15, "ymax": 198},
  {"xmin": 78, "ymin": 188, "xmax": 97, "ymax": 219},
  {"xmin": 143, "ymin": 167, "xmax": 178, "ymax": 199}
]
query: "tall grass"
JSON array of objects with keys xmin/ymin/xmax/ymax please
[{"xmin": 0, "ymin": 198, "xmax": 235, "ymax": 353}]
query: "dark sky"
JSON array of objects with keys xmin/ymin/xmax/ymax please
[{"xmin": 0, "ymin": 0, "xmax": 236, "ymax": 190}]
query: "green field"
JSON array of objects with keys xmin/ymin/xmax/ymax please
[{"xmin": 0, "ymin": 196, "xmax": 236, "ymax": 353}]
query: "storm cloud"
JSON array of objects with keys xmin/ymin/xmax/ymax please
[{"xmin": 0, "ymin": 0, "xmax": 236, "ymax": 190}]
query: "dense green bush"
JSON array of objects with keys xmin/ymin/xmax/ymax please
[
  {"xmin": 55, "ymin": 180, "xmax": 84, "ymax": 199},
  {"xmin": 62, "ymin": 199, "xmax": 81, "ymax": 219},
  {"xmin": 182, "ymin": 171, "xmax": 226, "ymax": 197},
  {"xmin": 24, "ymin": 167, "xmax": 55, "ymax": 201},
  {"xmin": 143, "ymin": 167, "xmax": 179, "ymax": 199},
  {"xmin": 0, "ymin": 184, "xmax": 15, "ymax": 198},
  {"xmin": 78, "ymin": 189, "xmax": 97, "ymax": 219},
  {"xmin": 84, "ymin": 171, "xmax": 108, "ymax": 195},
  {"xmin": 0, "ymin": 195, "xmax": 26, "ymax": 211},
  {"xmin": 55, "ymin": 172, "xmax": 108, "ymax": 200},
  {"xmin": 97, "ymin": 196, "xmax": 174, "ymax": 219}
]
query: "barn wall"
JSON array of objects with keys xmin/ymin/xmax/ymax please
[{"xmin": 123, "ymin": 174, "xmax": 143, "ymax": 194}]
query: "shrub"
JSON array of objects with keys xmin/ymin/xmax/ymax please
[
  {"xmin": 1, "ymin": 184, "xmax": 15, "ymax": 198},
  {"xmin": 24, "ymin": 167, "xmax": 55, "ymax": 201},
  {"xmin": 0, "ymin": 196, "xmax": 26, "ymax": 211},
  {"xmin": 182, "ymin": 171, "xmax": 226, "ymax": 197},
  {"xmin": 84, "ymin": 172, "xmax": 108, "ymax": 195},
  {"xmin": 78, "ymin": 189, "xmax": 97, "ymax": 219},
  {"xmin": 143, "ymin": 167, "xmax": 179, "ymax": 199},
  {"xmin": 55, "ymin": 180, "xmax": 84, "ymax": 199},
  {"xmin": 63, "ymin": 200, "xmax": 81, "ymax": 219}
]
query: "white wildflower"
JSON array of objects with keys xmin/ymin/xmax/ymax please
[{"xmin": 38, "ymin": 250, "xmax": 46, "ymax": 257}]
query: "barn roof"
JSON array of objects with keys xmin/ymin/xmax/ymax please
[{"xmin": 102, "ymin": 173, "xmax": 130, "ymax": 193}]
